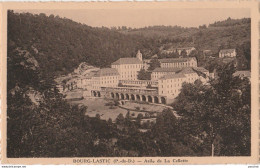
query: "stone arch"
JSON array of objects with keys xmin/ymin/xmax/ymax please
[
  {"xmin": 161, "ymin": 97, "xmax": 166, "ymax": 104},
  {"xmin": 97, "ymin": 91, "xmax": 101, "ymax": 97},
  {"xmin": 136, "ymin": 95, "xmax": 141, "ymax": 101},
  {"xmin": 142, "ymin": 95, "xmax": 146, "ymax": 102},
  {"xmin": 116, "ymin": 93, "xmax": 120, "ymax": 99},
  {"xmin": 93, "ymin": 91, "xmax": 97, "ymax": 97},
  {"xmin": 125, "ymin": 94, "xmax": 130, "ymax": 100},
  {"xmin": 120, "ymin": 93, "xmax": 125, "ymax": 100},
  {"xmin": 111, "ymin": 92, "xmax": 115, "ymax": 99},
  {"xmin": 131, "ymin": 94, "xmax": 135, "ymax": 101},
  {"xmin": 154, "ymin": 96, "xmax": 159, "ymax": 103},
  {"xmin": 148, "ymin": 95, "xmax": 153, "ymax": 103}
]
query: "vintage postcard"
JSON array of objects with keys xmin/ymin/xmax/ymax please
[{"xmin": 0, "ymin": 1, "xmax": 259, "ymax": 165}]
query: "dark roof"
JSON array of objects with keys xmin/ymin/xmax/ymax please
[
  {"xmin": 159, "ymin": 57, "xmax": 196, "ymax": 63},
  {"xmin": 193, "ymin": 67, "xmax": 209, "ymax": 73},
  {"xmin": 111, "ymin": 58, "xmax": 142, "ymax": 65},
  {"xmin": 179, "ymin": 67, "xmax": 208, "ymax": 74},
  {"xmin": 153, "ymin": 67, "xmax": 181, "ymax": 72},
  {"xmin": 219, "ymin": 49, "xmax": 236, "ymax": 54},
  {"xmin": 159, "ymin": 73, "xmax": 186, "ymax": 80},
  {"xmin": 179, "ymin": 67, "xmax": 197, "ymax": 74},
  {"xmin": 94, "ymin": 68, "xmax": 119, "ymax": 77}
]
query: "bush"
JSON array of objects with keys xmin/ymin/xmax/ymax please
[
  {"xmin": 135, "ymin": 107, "xmax": 140, "ymax": 111},
  {"xmin": 114, "ymin": 100, "xmax": 119, "ymax": 106},
  {"xmin": 105, "ymin": 102, "xmax": 115, "ymax": 106},
  {"xmin": 109, "ymin": 106, "xmax": 116, "ymax": 109}
]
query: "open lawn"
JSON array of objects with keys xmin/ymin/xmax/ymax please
[
  {"xmin": 69, "ymin": 97, "xmax": 178, "ymax": 121},
  {"xmin": 69, "ymin": 97, "xmax": 146, "ymax": 121}
]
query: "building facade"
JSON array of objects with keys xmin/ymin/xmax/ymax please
[
  {"xmin": 111, "ymin": 50, "xmax": 143, "ymax": 80},
  {"xmin": 61, "ymin": 51, "xmax": 212, "ymax": 104},
  {"xmin": 158, "ymin": 73, "xmax": 187, "ymax": 100},
  {"xmin": 157, "ymin": 67, "xmax": 210, "ymax": 101},
  {"xmin": 176, "ymin": 47, "xmax": 196, "ymax": 55},
  {"xmin": 91, "ymin": 68, "xmax": 120, "ymax": 90},
  {"xmin": 151, "ymin": 67, "xmax": 181, "ymax": 81},
  {"xmin": 159, "ymin": 57, "xmax": 197, "ymax": 68},
  {"xmin": 219, "ymin": 49, "xmax": 236, "ymax": 58}
]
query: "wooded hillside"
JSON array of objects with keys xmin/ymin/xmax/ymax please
[{"xmin": 8, "ymin": 11, "xmax": 250, "ymax": 77}]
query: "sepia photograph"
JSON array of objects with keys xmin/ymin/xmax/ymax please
[{"xmin": 2, "ymin": 2, "xmax": 255, "ymax": 163}]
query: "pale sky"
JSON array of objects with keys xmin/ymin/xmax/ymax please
[{"xmin": 15, "ymin": 8, "xmax": 250, "ymax": 28}]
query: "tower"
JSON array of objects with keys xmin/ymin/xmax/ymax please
[{"xmin": 136, "ymin": 50, "xmax": 142, "ymax": 61}]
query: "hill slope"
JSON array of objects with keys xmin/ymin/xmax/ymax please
[
  {"xmin": 8, "ymin": 11, "xmax": 250, "ymax": 78},
  {"xmin": 118, "ymin": 18, "xmax": 250, "ymax": 54},
  {"xmin": 8, "ymin": 11, "xmax": 159, "ymax": 77}
]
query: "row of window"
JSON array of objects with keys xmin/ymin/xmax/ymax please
[
  {"xmin": 161, "ymin": 89, "xmax": 180, "ymax": 94},
  {"xmin": 122, "ymin": 71, "xmax": 137, "ymax": 74},
  {"xmin": 113, "ymin": 64, "xmax": 142, "ymax": 69},
  {"xmin": 161, "ymin": 78, "xmax": 184, "ymax": 83},
  {"xmin": 101, "ymin": 80, "xmax": 118, "ymax": 85},
  {"xmin": 101, "ymin": 76, "xmax": 119, "ymax": 80},
  {"xmin": 161, "ymin": 83, "xmax": 181, "ymax": 88},
  {"xmin": 161, "ymin": 62, "xmax": 195, "ymax": 67},
  {"xmin": 121, "ymin": 74, "xmax": 136, "ymax": 79}
]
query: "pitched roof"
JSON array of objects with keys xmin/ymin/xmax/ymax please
[
  {"xmin": 111, "ymin": 57, "xmax": 142, "ymax": 65},
  {"xmin": 152, "ymin": 67, "xmax": 181, "ymax": 72},
  {"xmin": 159, "ymin": 57, "xmax": 196, "ymax": 63},
  {"xmin": 94, "ymin": 68, "xmax": 119, "ymax": 77},
  {"xmin": 179, "ymin": 67, "xmax": 209, "ymax": 76},
  {"xmin": 219, "ymin": 49, "xmax": 236, "ymax": 54},
  {"xmin": 179, "ymin": 67, "xmax": 197, "ymax": 74},
  {"xmin": 192, "ymin": 67, "xmax": 209, "ymax": 73},
  {"xmin": 159, "ymin": 73, "xmax": 186, "ymax": 80}
]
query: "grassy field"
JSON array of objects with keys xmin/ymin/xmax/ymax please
[
  {"xmin": 121, "ymin": 101, "xmax": 168, "ymax": 113},
  {"xmin": 69, "ymin": 97, "xmax": 146, "ymax": 121}
]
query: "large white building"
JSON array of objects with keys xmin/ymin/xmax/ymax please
[
  {"xmin": 62, "ymin": 50, "xmax": 212, "ymax": 104},
  {"xmin": 91, "ymin": 68, "xmax": 120, "ymax": 90},
  {"xmin": 151, "ymin": 67, "xmax": 181, "ymax": 81},
  {"xmin": 158, "ymin": 67, "xmax": 210, "ymax": 101},
  {"xmin": 176, "ymin": 47, "xmax": 196, "ymax": 55},
  {"xmin": 111, "ymin": 50, "xmax": 143, "ymax": 80},
  {"xmin": 159, "ymin": 57, "xmax": 197, "ymax": 68},
  {"xmin": 161, "ymin": 47, "xmax": 196, "ymax": 56},
  {"xmin": 219, "ymin": 49, "xmax": 236, "ymax": 58}
]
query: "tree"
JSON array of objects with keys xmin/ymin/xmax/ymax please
[
  {"xmin": 199, "ymin": 24, "xmax": 207, "ymax": 29},
  {"xmin": 118, "ymin": 82, "xmax": 123, "ymax": 87},
  {"xmin": 236, "ymin": 41, "xmax": 251, "ymax": 70},
  {"xmin": 148, "ymin": 58, "xmax": 161, "ymax": 71},
  {"xmin": 136, "ymin": 113, "xmax": 144, "ymax": 126},
  {"xmin": 116, "ymin": 113, "xmax": 125, "ymax": 125},
  {"xmin": 137, "ymin": 69, "xmax": 151, "ymax": 80},
  {"xmin": 180, "ymin": 50, "xmax": 188, "ymax": 58},
  {"xmin": 125, "ymin": 111, "xmax": 131, "ymax": 121},
  {"xmin": 173, "ymin": 63, "xmax": 250, "ymax": 156}
]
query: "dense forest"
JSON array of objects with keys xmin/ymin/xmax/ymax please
[
  {"xmin": 8, "ymin": 11, "xmax": 250, "ymax": 77},
  {"xmin": 118, "ymin": 17, "xmax": 250, "ymax": 52},
  {"xmin": 7, "ymin": 11, "xmax": 251, "ymax": 157},
  {"xmin": 8, "ymin": 11, "xmax": 161, "ymax": 77}
]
